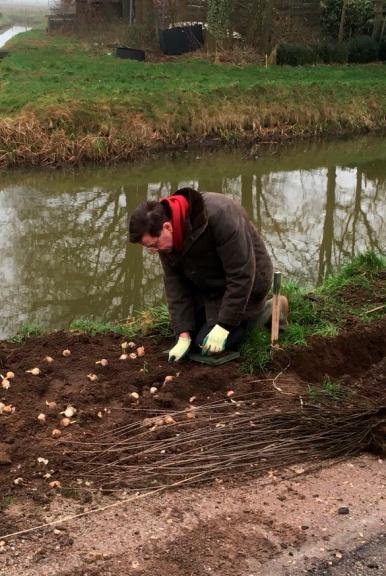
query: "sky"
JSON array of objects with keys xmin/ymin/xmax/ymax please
[{"xmin": 0, "ymin": 1, "xmax": 49, "ymax": 5}]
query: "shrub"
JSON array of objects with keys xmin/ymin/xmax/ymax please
[
  {"xmin": 348, "ymin": 35, "xmax": 378, "ymax": 63},
  {"xmin": 317, "ymin": 41, "xmax": 349, "ymax": 63},
  {"xmin": 379, "ymin": 38, "xmax": 386, "ymax": 62},
  {"xmin": 277, "ymin": 43, "xmax": 319, "ymax": 66}
]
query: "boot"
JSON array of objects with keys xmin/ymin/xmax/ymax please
[{"xmin": 256, "ymin": 295, "xmax": 289, "ymax": 332}]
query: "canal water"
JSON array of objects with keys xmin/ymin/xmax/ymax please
[
  {"xmin": 0, "ymin": 135, "xmax": 385, "ymax": 339},
  {"xmin": 0, "ymin": 26, "xmax": 30, "ymax": 49}
]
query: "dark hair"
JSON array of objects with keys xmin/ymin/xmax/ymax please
[{"xmin": 129, "ymin": 200, "xmax": 171, "ymax": 243}]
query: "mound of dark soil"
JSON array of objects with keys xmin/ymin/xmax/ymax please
[{"xmin": 0, "ymin": 317, "xmax": 384, "ymax": 509}]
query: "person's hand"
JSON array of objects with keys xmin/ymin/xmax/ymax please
[
  {"xmin": 168, "ymin": 335, "xmax": 191, "ymax": 362},
  {"xmin": 201, "ymin": 324, "xmax": 229, "ymax": 355}
]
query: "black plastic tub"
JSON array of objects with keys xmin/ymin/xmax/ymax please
[
  {"xmin": 159, "ymin": 25, "xmax": 204, "ymax": 56},
  {"xmin": 116, "ymin": 47, "xmax": 145, "ymax": 61}
]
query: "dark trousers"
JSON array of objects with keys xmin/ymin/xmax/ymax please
[{"xmin": 191, "ymin": 308, "xmax": 249, "ymax": 351}]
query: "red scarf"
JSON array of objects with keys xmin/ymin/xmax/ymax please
[{"xmin": 161, "ymin": 195, "xmax": 189, "ymax": 252}]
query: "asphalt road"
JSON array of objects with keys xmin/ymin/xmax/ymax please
[{"xmin": 307, "ymin": 533, "xmax": 386, "ymax": 576}]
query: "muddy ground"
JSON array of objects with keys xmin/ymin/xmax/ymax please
[{"xmin": 0, "ymin": 310, "xmax": 385, "ymax": 574}]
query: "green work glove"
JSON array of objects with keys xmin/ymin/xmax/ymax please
[
  {"xmin": 201, "ymin": 324, "xmax": 229, "ymax": 355},
  {"xmin": 168, "ymin": 335, "xmax": 191, "ymax": 362}
]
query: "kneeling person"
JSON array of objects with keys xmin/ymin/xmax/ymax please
[{"xmin": 129, "ymin": 187, "xmax": 274, "ymax": 362}]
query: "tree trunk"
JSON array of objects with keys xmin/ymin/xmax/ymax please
[
  {"xmin": 372, "ymin": 0, "xmax": 384, "ymax": 41},
  {"xmin": 261, "ymin": 0, "xmax": 273, "ymax": 52},
  {"xmin": 338, "ymin": 0, "xmax": 348, "ymax": 42}
]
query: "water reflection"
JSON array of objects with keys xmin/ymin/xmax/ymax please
[{"xmin": 0, "ymin": 136, "xmax": 385, "ymax": 338}]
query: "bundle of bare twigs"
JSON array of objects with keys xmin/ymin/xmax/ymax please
[{"xmin": 59, "ymin": 381, "xmax": 384, "ymax": 492}]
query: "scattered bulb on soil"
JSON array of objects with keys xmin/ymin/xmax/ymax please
[
  {"xmin": 2, "ymin": 404, "xmax": 14, "ymax": 414},
  {"xmin": 60, "ymin": 417, "xmax": 71, "ymax": 427},
  {"xmin": 37, "ymin": 413, "xmax": 46, "ymax": 424},
  {"xmin": 26, "ymin": 367, "xmax": 40, "ymax": 376},
  {"xmin": 87, "ymin": 373, "xmax": 98, "ymax": 382},
  {"xmin": 62, "ymin": 406, "xmax": 76, "ymax": 418},
  {"xmin": 189, "ymin": 396, "xmax": 196, "ymax": 403},
  {"xmin": 129, "ymin": 392, "xmax": 139, "ymax": 401},
  {"xmin": 49, "ymin": 481, "xmax": 61, "ymax": 489},
  {"xmin": 45, "ymin": 400, "xmax": 57, "ymax": 410},
  {"xmin": 5, "ymin": 371, "xmax": 15, "ymax": 379},
  {"xmin": 164, "ymin": 375, "xmax": 174, "ymax": 384},
  {"xmin": 150, "ymin": 386, "xmax": 158, "ymax": 395},
  {"xmin": 62, "ymin": 349, "xmax": 71, "ymax": 357},
  {"xmin": 1, "ymin": 379, "xmax": 10, "ymax": 390},
  {"xmin": 129, "ymin": 353, "xmax": 137, "ymax": 360},
  {"xmin": 97, "ymin": 411, "xmax": 103, "ymax": 419},
  {"xmin": 37, "ymin": 457, "xmax": 49, "ymax": 465},
  {"xmin": 143, "ymin": 416, "xmax": 163, "ymax": 428},
  {"xmin": 122, "ymin": 341, "xmax": 136, "ymax": 350},
  {"xmin": 96, "ymin": 359, "xmax": 108, "ymax": 367},
  {"xmin": 136, "ymin": 346, "xmax": 145, "ymax": 357},
  {"xmin": 52, "ymin": 429, "xmax": 62, "ymax": 438},
  {"xmin": 44, "ymin": 472, "xmax": 52, "ymax": 479},
  {"xmin": 14, "ymin": 477, "xmax": 24, "ymax": 485},
  {"xmin": 163, "ymin": 415, "xmax": 176, "ymax": 425},
  {"xmin": 226, "ymin": 390, "xmax": 235, "ymax": 397},
  {"xmin": 44, "ymin": 356, "xmax": 54, "ymax": 364},
  {"xmin": 119, "ymin": 353, "xmax": 128, "ymax": 360}
]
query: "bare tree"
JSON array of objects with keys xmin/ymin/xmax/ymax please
[
  {"xmin": 372, "ymin": 0, "xmax": 385, "ymax": 41},
  {"xmin": 338, "ymin": 0, "xmax": 348, "ymax": 42}
]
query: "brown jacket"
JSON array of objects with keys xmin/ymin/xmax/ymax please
[{"xmin": 159, "ymin": 188, "xmax": 273, "ymax": 335}]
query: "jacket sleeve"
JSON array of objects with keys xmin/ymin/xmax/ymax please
[
  {"xmin": 159, "ymin": 254, "xmax": 196, "ymax": 335},
  {"xmin": 210, "ymin": 205, "xmax": 256, "ymax": 326}
]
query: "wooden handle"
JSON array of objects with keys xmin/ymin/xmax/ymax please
[{"xmin": 271, "ymin": 272, "xmax": 281, "ymax": 346}]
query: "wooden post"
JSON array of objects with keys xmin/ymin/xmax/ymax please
[{"xmin": 271, "ymin": 271, "xmax": 281, "ymax": 347}]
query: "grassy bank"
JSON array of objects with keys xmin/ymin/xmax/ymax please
[
  {"xmin": 0, "ymin": 31, "xmax": 385, "ymax": 167},
  {"xmin": 9, "ymin": 252, "xmax": 385, "ymax": 373}
]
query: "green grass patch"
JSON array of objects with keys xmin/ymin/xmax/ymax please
[
  {"xmin": 240, "ymin": 251, "xmax": 385, "ymax": 374},
  {"xmin": 9, "ymin": 322, "xmax": 43, "ymax": 343},
  {"xmin": 0, "ymin": 30, "xmax": 386, "ymax": 166},
  {"xmin": 307, "ymin": 377, "xmax": 344, "ymax": 402},
  {"xmin": 0, "ymin": 30, "xmax": 385, "ymax": 117},
  {"xmin": 70, "ymin": 305, "xmax": 172, "ymax": 339}
]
